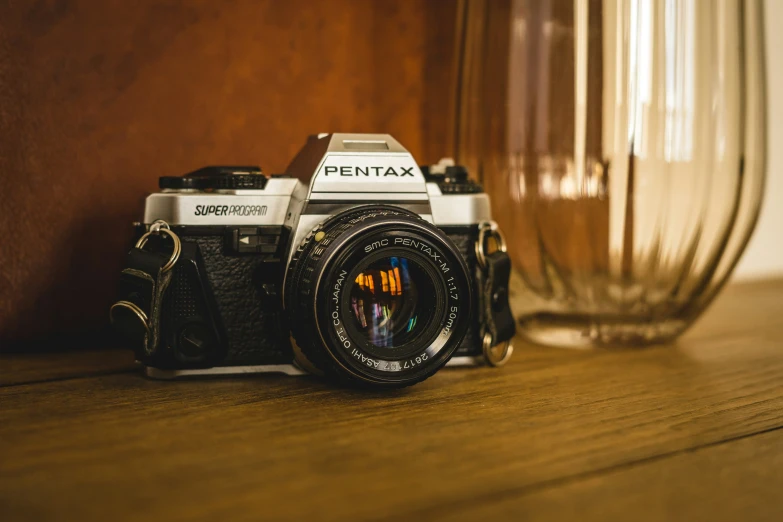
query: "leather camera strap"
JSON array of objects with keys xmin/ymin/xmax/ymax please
[{"xmin": 110, "ymin": 229, "xmax": 179, "ymax": 358}]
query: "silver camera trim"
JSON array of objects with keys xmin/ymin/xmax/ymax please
[
  {"xmin": 139, "ymin": 133, "xmax": 497, "ymax": 376},
  {"xmin": 283, "ymin": 133, "xmax": 491, "ymax": 277},
  {"xmin": 143, "ymin": 356, "xmax": 485, "ymax": 380}
]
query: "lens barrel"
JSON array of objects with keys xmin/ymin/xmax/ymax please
[{"xmin": 285, "ymin": 206, "xmax": 472, "ymax": 388}]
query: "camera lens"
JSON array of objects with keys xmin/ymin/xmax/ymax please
[
  {"xmin": 285, "ymin": 206, "xmax": 472, "ymax": 388},
  {"xmin": 347, "ymin": 256, "xmax": 438, "ymax": 355}
]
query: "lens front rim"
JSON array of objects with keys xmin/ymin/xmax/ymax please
[{"xmin": 313, "ymin": 220, "xmax": 471, "ymax": 386}]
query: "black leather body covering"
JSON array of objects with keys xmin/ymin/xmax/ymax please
[
  {"xmin": 181, "ymin": 236, "xmax": 293, "ymax": 365},
  {"xmin": 139, "ymin": 225, "xmax": 293, "ymax": 368},
  {"xmin": 440, "ymin": 225, "xmax": 483, "ymax": 357},
  {"xmin": 150, "ymin": 224, "xmax": 482, "ymax": 368}
]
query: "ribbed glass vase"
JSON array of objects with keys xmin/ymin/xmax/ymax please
[{"xmin": 454, "ymin": 0, "xmax": 766, "ymax": 347}]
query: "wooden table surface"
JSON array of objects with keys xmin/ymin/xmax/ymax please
[{"xmin": 2, "ymin": 278, "xmax": 783, "ymax": 521}]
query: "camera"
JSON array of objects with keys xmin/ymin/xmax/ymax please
[{"xmin": 111, "ymin": 134, "xmax": 514, "ymax": 388}]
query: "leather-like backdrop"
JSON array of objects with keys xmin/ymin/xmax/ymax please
[{"xmin": 0, "ymin": 0, "xmax": 456, "ymax": 349}]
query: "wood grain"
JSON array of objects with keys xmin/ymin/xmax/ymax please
[
  {"xmin": 0, "ymin": 349, "xmax": 135, "ymax": 387},
  {"xmin": 1, "ymin": 279, "xmax": 782, "ymax": 521},
  {"xmin": 434, "ymin": 427, "xmax": 783, "ymax": 522}
]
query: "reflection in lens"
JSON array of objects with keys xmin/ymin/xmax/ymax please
[{"xmin": 349, "ymin": 256, "xmax": 436, "ymax": 350}]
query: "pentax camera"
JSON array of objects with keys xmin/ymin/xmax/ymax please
[{"xmin": 111, "ymin": 134, "xmax": 514, "ymax": 388}]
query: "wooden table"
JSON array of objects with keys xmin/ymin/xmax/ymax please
[{"xmin": 2, "ymin": 279, "xmax": 782, "ymax": 521}]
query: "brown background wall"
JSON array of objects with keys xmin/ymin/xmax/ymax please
[{"xmin": 0, "ymin": 0, "xmax": 457, "ymax": 349}]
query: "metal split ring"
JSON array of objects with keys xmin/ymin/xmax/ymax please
[
  {"xmin": 475, "ymin": 221, "xmax": 507, "ymax": 270},
  {"xmin": 135, "ymin": 220, "xmax": 181, "ymax": 272},
  {"xmin": 482, "ymin": 331, "xmax": 514, "ymax": 367},
  {"xmin": 109, "ymin": 300, "xmax": 151, "ymax": 336}
]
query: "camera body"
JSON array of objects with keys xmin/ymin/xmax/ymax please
[{"xmin": 114, "ymin": 134, "xmax": 513, "ymax": 387}]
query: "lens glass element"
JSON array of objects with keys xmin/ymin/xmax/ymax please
[{"xmin": 348, "ymin": 256, "xmax": 436, "ymax": 350}]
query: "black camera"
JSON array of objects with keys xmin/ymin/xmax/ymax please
[{"xmin": 111, "ymin": 134, "xmax": 514, "ymax": 388}]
